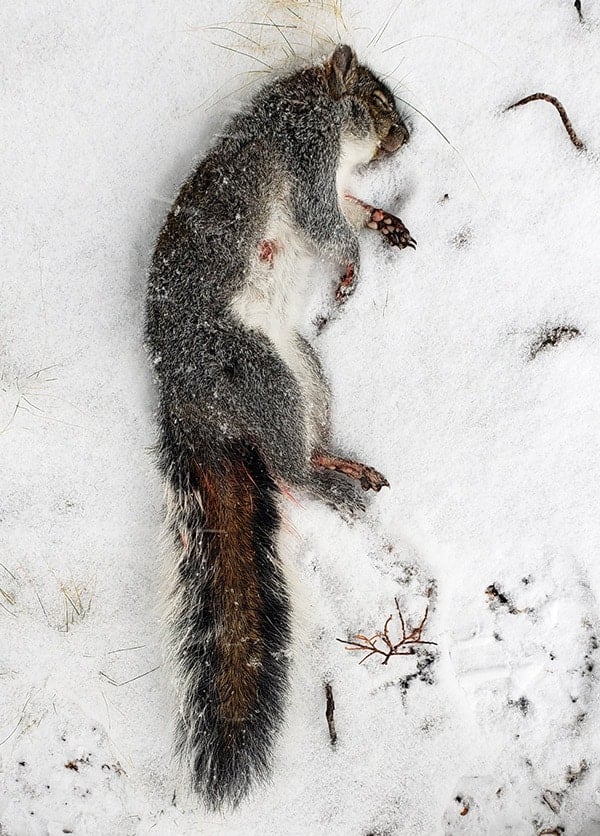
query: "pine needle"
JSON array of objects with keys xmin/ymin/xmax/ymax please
[
  {"xmin": 367, "ymin": 3, "xmax": 403, "ymax": 49},
  {"xmin": 209, "ymin": 42, "xmax": 274, "ymax": 70},
  {"xmin": 268, "ymin": 15, "xmax": 296, "ymax": 57},
  {"xmin": 201, "ymin": 25, "xmax": 263, "ymax": 48}
]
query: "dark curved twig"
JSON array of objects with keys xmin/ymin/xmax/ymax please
[{"xmin": 505, "ymin": 93, "xmax": 584, "ymax": 150}]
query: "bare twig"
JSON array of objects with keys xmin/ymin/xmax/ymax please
[
  {"xmin": 325, "ymin": 683, "xmax": 337, "ymax": 745},
  {"xmin": 337, "ymin": 599, "xmax": 436, "ymax": 665},
  {"xmin": 505, "ymin": 93, "xmax": 585, "ymax": 150}
]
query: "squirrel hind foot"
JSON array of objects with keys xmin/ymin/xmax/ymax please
[
  {"xmin": 312, "ymin": 452, "xmax": 389, "ymax": 492},
  {"xmin": 308, "ymin": 470, "xmax": 366, "ymax": 519}
]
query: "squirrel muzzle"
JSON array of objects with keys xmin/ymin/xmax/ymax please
[{"xmin": 377, "ymin": 122, "xmax": 409, "ymax": 157}]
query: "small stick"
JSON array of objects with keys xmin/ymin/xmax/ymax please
[
  {"xmin": 504, "ymin": 93, "xmax": 584, "ymax": 150},
  {"xmin": 325, "ymin": 683, "xmax": 337, "ymax": 745},
  {"xmin": 0, "ymin": 693, "xmax": 32, "ymax": 747}
]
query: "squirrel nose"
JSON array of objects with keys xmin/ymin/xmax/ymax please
[{"xmin": 381, "ymin": 124, "xmax": 409, "ymax": 154}]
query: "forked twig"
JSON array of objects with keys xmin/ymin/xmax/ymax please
[
  {"xmin": 504, "ymin": 93, "xmax": 585, "ymax": 150},
  {"xmin": 337, "ymin": 599, "xmax": 436, "ymax": 665}
]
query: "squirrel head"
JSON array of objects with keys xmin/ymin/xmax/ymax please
[{"xmin": 324, "ymin": 45, "xmax": 409, "ymax": 158}]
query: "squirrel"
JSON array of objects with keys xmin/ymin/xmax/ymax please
[{"xmin": 146, "ymin": 44, "xmax": 414, "ymax": 810}]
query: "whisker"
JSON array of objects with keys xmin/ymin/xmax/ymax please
[
  {"xmin": 382, "ymin": 57, "xmax": 406, "ymax": 81},
  {"xmin": 396, "ymin": 96, "xmax": 483, "ymax": 195},
  {"xmin": 382, "ymin": 34, "xmax": 497, "ymax": 68}
]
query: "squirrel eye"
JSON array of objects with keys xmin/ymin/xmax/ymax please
[{"xmin": 373, "ymin": 89, "xmax": 391, "ymax": 109}]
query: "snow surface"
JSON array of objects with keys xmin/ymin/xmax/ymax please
[{"xmin": 2, "ymin": 1, "xmax": 600, "ymax": 833}]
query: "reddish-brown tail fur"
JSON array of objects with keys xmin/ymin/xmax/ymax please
[{"xmin": 164, "ymin": 441, "xmax": 291, "ymax": 809}]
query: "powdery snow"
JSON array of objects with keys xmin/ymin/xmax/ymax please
[{"xmin": 2, "ymin": 1, "xmax": 600, "ymax": 834}]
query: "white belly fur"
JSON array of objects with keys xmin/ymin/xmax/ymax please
[
  {"xmin": 230, "ymin": 132, "xmax": 377, "ymax": 441},
  {"xmin": 230, "ymin": 198, "xmax": 320, "ymax": 436}
]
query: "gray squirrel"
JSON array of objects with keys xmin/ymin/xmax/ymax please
[{"xmin": 146, "ymin": 44, "xmax": 414, "ymax": 810}]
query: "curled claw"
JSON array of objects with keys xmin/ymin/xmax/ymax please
[
  {"xmin": 387, "ymin": 228, "xmax": 417, "ymax": 249},
  {"xmin": 359, "ymin": 466, "xmax": 389, "ymax": 492}
]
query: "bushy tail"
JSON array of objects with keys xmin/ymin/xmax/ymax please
[{"xmin": 163, "ymin": 437, "xmax": 291, "ymax": 809}]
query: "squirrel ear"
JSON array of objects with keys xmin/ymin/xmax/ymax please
[{"xmin": 327, "ymin": 44, "xmax": 358, "ymax": 98}]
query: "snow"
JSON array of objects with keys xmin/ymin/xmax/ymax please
[{"xmin": 2, "ymin": 0, "xmax": 600, "ymax": 833}]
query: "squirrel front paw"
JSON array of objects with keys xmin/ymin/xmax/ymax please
[{"xmin": 367, "ymin": 209, "xmax": 416, "ymax": 249}]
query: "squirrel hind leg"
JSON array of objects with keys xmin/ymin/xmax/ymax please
[
  {"xmin": 293, "ymin": 334, "xmax": 331, "ymax": 445},
  {"xmin": 311, "ymin": 451, "xmax": 389, "ymax": 492}
]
